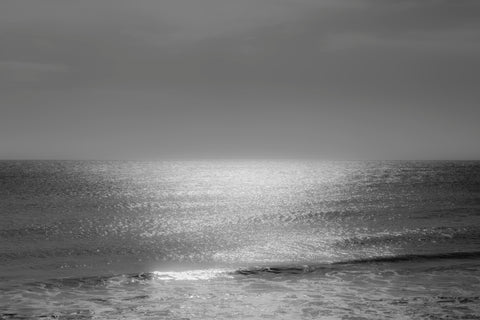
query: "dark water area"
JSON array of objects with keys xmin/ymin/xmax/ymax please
[{"xmin": 1, "ymin": 160, "xmax": 479, "ymax": 319}]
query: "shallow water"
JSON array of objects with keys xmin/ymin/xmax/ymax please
[{"xmin": 1, "ymin": 160, "xmax": 479, "ymax": 319}]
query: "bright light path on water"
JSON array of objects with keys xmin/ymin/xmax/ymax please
[{"xmin": 131, "ymin": 161, "xmax": 367, "ymax": 268}]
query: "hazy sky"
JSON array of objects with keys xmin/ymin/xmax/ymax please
[{"xmin": 1, "ymin": 0, "xmax": 479, "ymax": 160}]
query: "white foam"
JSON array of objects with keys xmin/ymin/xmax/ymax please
[{"xmin": 152, "ymin": 269, "xmax": 232, "ymax": 281}]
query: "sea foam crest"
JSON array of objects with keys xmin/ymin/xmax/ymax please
[{"xmin": 152, "ymin": 269, "xmax": 232, "ymax": 281}]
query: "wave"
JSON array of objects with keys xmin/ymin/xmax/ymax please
[
  {"xmin": 23, "ymin": 269, "xmax": 232, "ymax": 289},
  {"xmin": 334, "ymin": 251, "xmax": 480, "ymax": 265},
  {"xmin": 14, "ymin": 250, "xmax": 480, "ymax": 289},
  {"xmin": 235, "ymin": 250, "xmax": 480, "ymax": 276}
]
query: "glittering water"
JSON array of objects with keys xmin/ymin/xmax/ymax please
[{"xmin": 1, "ymin": 161, "xmax": 479, "ymax": 319}]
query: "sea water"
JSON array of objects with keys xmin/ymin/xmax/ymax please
[{"xmin": 0, "ymin": 160, "xmax": 479, "ymax": 319}]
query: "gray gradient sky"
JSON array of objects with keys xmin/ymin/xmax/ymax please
[{"xmin": 1, "ymin": 0, "xmax": 479, "ymax": 160}]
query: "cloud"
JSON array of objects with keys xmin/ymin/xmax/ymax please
[
  {"xmin": 0, "ymin": 61, "xmax": 69, "ymax": 84},
  {"xmin": 0, "ymin": 61, "xmax": 68, "ymax": 72},
  {"xmin": 0, "ymin": 0, "xmax": 479, "ymax": 159},
  {"xmin": 0, "ymin": 0, "xmax": 478, "ymax": 94}
]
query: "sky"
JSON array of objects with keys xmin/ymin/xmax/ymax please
[{"xmin": 1, "ymin": 0, "xmax": 479, "ymax": 160}]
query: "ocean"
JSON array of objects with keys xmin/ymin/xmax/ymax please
[{"xmin": 0, "ymin": 160, "xmax": 479, "ymax": 319}]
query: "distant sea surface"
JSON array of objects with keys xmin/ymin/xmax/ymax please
[{"xmin": 1, "ymin": 160, "xmax": 479, "ymax": 319}]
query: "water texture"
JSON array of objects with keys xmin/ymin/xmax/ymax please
[{"xmin": 1, "ymin": 160, "xmax": 479, "ymax": 319}]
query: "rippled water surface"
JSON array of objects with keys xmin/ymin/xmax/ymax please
[{"xmin": 1, "ymin": 161, "xmax": 479, "ymax": 319}]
